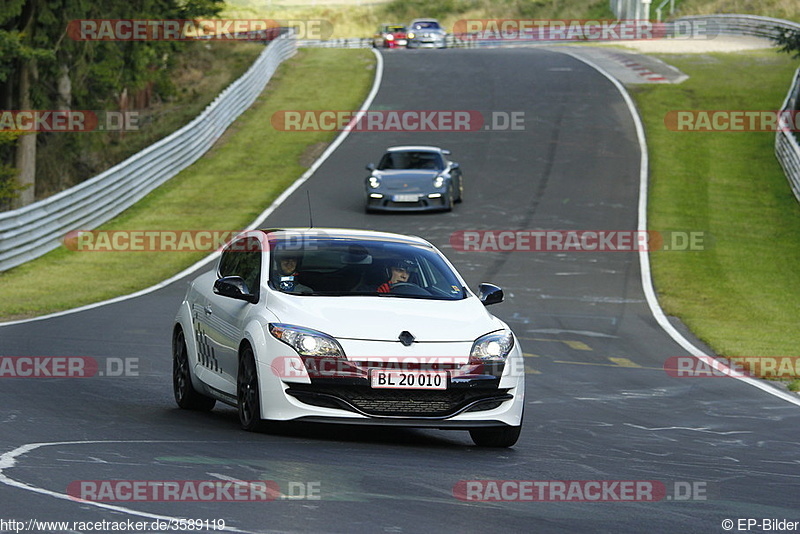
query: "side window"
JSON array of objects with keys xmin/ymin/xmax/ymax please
[
  {"xmin": 218, "ymin": 247, "xmax": 239, "ymax": 278},
  {"xmin": 238, "ymin": 249, "xmax": 261, "ymax": 293},
  {"xmin": 218, "ymin": 237, "xmax": 262, "ymax": 293}
]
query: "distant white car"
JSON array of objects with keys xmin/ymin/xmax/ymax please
[
  {"xmin": 406, "ymin": 18, "xmax": 447, "ymax": 49},
  {"xmin": 173, "ymin": 228, "xmax": 524, "ymax": 447}
]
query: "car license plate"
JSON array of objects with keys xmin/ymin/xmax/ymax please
[
  {"xmin": 370, "ymin": 370, "xmax": 447, "ymax": 390},
  {"xmin": 393, "ymin": 194, "xmax": 420, "ymax": 202}
]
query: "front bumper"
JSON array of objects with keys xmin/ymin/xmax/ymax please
[
  {"xmin": 408, "ymin": 38, "xmax": 446, "ymax": 48},
  {"xmin": 366, "ymin": 193, "xmax": 449, "ymax": 211},
  {"xmin": 286, "ymin": 380, "xmax": 511, "ymax": 419},
  {"xmin": 256, "ymin": 349, "xmax": 525, "ymax": 427}
]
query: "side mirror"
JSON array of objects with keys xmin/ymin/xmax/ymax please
[
  {"xmin": 366, "ymin": 163, "xmax": 376, "ymax": 171},
  {"xmin": 214, "ymin": 276, "xmax": 258, "ymax": 304},
  {"xmin": 442, "ymin": 149, "xmax": 451, "ymax": 155},
  {"xmin": 478, "ymin": 283, "xmax": 504, "ymax": 306},
  {"xmin": 450, "ymin": 162, "xmax": 459, "ymax": 169}
]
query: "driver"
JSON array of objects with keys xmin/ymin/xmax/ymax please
[{"xmin": 377, "ymin": 259, "xmax": 416, "ymax": 293}]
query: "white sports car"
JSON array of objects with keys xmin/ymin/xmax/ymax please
[{"xmin": 173, "ymin": 228, "xmax": 524, "ymax": 447}]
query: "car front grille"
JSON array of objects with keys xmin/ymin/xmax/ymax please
[
  {"xmin": 286, "ymin": 384, "xmax": 511, "ymax": 417},
  {"xmin": 369, "ymin": 197, "xmax": 446, "ymax": 210}
]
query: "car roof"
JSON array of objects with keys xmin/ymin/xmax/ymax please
[
  {"xmin": 259, "ymin": 228, "xmax": 432, "ymax": 247},
  {"xmin": 385, "ymin": 145, "xmax": 446, "ymax": 153},
  {"xmin": 410, "ymin": 19, "xmax": 440, "ymax": 24}
]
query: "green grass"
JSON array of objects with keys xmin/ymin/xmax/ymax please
[
  {"xmin": 0, "ymin": 48, "xmax": 375, "ymax": 320},
  {"xmin": 223, "ymin": 0, "xmax": 614, "ymax": 38},
  {"xmin": 631, "ymin": 50, "xmax": 800, "ymax": 357},
  {"xmin": 677, "ymin": 0, "xmax": 800, "ymax": 22}
]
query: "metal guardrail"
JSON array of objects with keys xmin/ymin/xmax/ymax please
[
  {"xmin": 777, "ymin": 68, "xmax": 800, "ymax": 202},
  {"xmin": 673, "ymin": 14, "xmax": 800, "ymax": 39},
  {"xmin": 298, "ymin": 35, "xmax": 477, "ymax": 49},
  {"xmin": 0, "ymin": 33, "xmax": 297, "ymax": 272},
  {"xmin": 299, "ymin": 38, "xmax": 372, "ymax": 49}
]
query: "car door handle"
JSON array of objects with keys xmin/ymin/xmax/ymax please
[{"xmin": 204, "ymin": 306, "xmax": 213, "ymax": 315}]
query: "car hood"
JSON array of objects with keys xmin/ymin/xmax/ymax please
[
  {"xmin": 373, "ymin": 170, "xmax": 441, "ymax": 192},
  {"xmin": 266, "ymin": 292, "xmax": 505, "ymax": 343}
]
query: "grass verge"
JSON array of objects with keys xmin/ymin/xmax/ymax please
[
  {"xmin": 677, "ymin": 0, "xmax": 799, "ymax": 22},
  {"xmin": 630, "ymin": 49, "xmax": 800, "ymax": 357},
  {"xmin": 223, "ymin": 0, "xmax": 614, "ymax": 38},
  {"xmin": 0, "ymin": 48, "xmax": 375, "ymax": 320}
]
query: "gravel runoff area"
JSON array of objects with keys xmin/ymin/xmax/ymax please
[
  {"xmin": 612, "ymin": 34, "xmax": 776, "ymax": 53},
  {"xmin": 554, "ymin": 35, "xmax": 778, "ymax": 85}
]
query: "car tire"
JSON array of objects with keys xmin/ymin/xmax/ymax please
[
  {"xmin": 455, "ymin": 176, "xmax": 463, "ymax": 203},
  {"xmin": 444, "ymin": 187, "xmax": 454, "ymax": 212},
  {"xmin": 469, "ymin": 424, "xmax": 522, "ymax": 447},
  {"xmin": 173, "ymin": 328, "xmax": 216, "ymax": 411},
  {"xmin": 237, "ymin": 344, "xmax": 264, "ymax": 431}
]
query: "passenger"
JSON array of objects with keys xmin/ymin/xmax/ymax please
[{"xmin": 272, "ymin": 250, "xmax": 312, "ymax": 293}]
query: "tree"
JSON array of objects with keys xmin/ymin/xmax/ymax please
[
  {"xmin": 0, "ymin": 0, "xmax": 53, "ymax": 207},
  {"xmin": 0, "ymin": 0, "xmax": 225, "ymax": 209},
  {"xmin": 775, "ymin": 27, "xmax": 800, "ymax": 60}
]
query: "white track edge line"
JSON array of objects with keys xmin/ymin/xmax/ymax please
[
  {"xmin": 557, "ymin": 48, "xmax": 800, "ymax": 408},
  {"xmin": 0, "ymin": 440, "xmax": 253, "ymax": 532}
]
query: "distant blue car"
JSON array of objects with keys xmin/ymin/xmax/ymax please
[{"xmin": 365, "ymin": 146, "xmax": 464, "ymax": 212}]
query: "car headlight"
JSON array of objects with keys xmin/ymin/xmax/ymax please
[
  {"xmin": 433, "ymin": 175, "xmax": 445, "ymax": 188},
  {"xmin": 386, "ymin": 34, "xmax": 394, "ymax": 40},
  {"xmin": 470, "ymin": 330, "xmax": 514, "ymax": 362},
  {"xmin": 407, "ymin": 32, "xmax": 415, "ymax": 39},
  {"xmin": 269, "ymin": 324, "xmax": 345, "ymax": 357},
  {"xmin": 368, "ymin": 176, "xmax": 381, "ymax": 189}
]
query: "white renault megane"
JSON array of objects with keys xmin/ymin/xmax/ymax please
[{"xmin": 172, "ymin": 228, "xmax": 524, "ymax": 447}]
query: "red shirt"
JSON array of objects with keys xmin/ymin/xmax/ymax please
[{"xmin": 377, "ymin": 282, "xmax": 391, "ymax": 293}]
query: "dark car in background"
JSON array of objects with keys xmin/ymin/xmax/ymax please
[{"xmin": 365, "ymin": 146, "xmax": 463, "ymax": 212}]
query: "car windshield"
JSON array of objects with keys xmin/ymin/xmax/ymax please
[
  {"xmin": 267, "ymin": 236, "xmax": 466, "ymax": 300},
  {"xmin": 386, "ymin": 25, "xmax": 405, "ymax": 32},
  {"xmin": 412, "ymin": 21, "xmax": 440, "ymax": 30},
  {"xmin": 377, "ymin": 151, "xmax": 444, "ymax": 171}
]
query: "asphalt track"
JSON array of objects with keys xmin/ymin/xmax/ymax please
[{"xmin": 1, "ymin": 48, "xmax": 799, "ymax": 534}]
